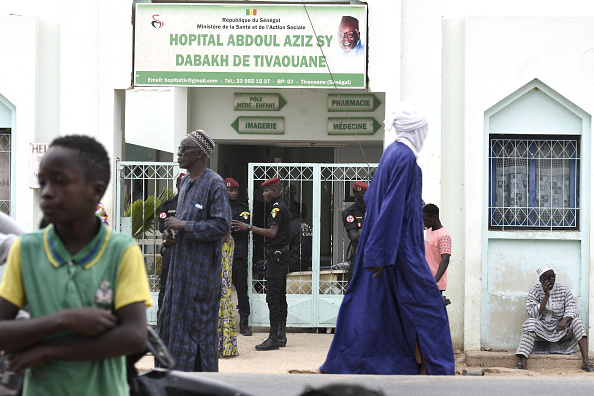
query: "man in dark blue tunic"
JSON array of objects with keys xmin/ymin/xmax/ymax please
[
  {"xmin": 159, "ymin": 130, "xmax": 232, "ymax": 372},
  {"xmin": 320, "ymin": 101, "xmax": 455, "ymax": 375}
]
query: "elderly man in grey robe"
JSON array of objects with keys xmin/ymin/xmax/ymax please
[{"xmin": 516, "ymin": 264, "xmax": 594, "ymax": 372}]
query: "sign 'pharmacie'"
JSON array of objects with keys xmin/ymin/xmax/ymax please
[{"xmin": 134, "ymin": 3, "xmax": 367, "ymax": 88}]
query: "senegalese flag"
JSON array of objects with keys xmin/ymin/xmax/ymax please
[
  {"xmin": 246, "ymin": 9, "xmax": 257, "ymax": 16},
  {"xmin": 239, "ymin": 211, "xmax": 250, "ymax": 220}
]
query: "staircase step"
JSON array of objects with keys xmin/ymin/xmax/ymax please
[{"xmin": 465, "ymin": 351, "xmax": 593, "ymax": 370}]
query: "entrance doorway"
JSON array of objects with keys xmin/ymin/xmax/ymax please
[
  {"xmin": 246, "ymin": 162, "xmax": 378, "ymax": 328},
  {"xmin": 216, "ymin": 144, "xmax": 334, "ymax": 204}
]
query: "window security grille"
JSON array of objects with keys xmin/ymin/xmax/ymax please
[
  {"xmin": 0, "ymin": 132, "xmax": 10, "ymax": 215},
  {"xmin": 489, "ymin": 137, "xmax": 579, "ymax": 230}
]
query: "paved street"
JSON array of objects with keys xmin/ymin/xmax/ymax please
[{"xmin": 191, "ymin": 373, "xmax": 594, "ymax": 396}]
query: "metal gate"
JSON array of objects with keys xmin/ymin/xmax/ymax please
[
  {"xmin": 247, "ymin": 163, "xmax": 377, "ymax": 328},
  {"xmin": 114, "ymin": 161, "xmax": 377, "ymax": 328},
  {"xmin": 115, "ymin": 161, "xmax": 181, "ymax": 325}
]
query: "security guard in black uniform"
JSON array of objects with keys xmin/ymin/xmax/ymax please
[
  {"xmin": 342, "ymin": 180, "xmax": 368, "ymax": 282},
  {"xmin": 157, "ymin": 173, "xmax": 184, "ymax": 319},
  {"xmin": 224, "ymin": 177, "xmax": 252, "ymax": 336},
  {"xmin": 232, "ymin": 177, "xmax": 290, "ymax": 351}
]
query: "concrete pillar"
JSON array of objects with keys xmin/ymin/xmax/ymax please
[
  {"xmin": 367, "ymin": 0, "xmax": 401, "ymax": 147},
  {"xmin": 174, "ymin": 87, "xmax": 189, "ymax": 148},
  {"xmin": 400, "ymin": 0, "xmax": 443, "ymax": 208},
  {"xmin": 60, "ymin": 0, "xmax": 100, "ymax": 137}
]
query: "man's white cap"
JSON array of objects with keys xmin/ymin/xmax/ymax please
[{"xmin": 536, "ymin": 264, "xmax": 552, "ymax": 277}]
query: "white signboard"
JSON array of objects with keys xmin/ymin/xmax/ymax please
[
  {"xmin": 134, "ymin": 3, "xmax": 367, "ymax": 88},
  {"xmin": 29, "ymin": 143, "xmax": 49, "ymax": 188}
]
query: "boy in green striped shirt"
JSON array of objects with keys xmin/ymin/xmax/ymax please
[{"xmin": 0, "ymin": 135, "xmax": 152, "ymax": 395}]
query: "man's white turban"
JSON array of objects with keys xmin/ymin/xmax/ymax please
[{"xmin": 385, "ymin": 99, "xmax": 429, "ymax": 158}]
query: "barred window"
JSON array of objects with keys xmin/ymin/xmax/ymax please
[
  {"xmin": 489, "ymin": 136, "xmax": 579, "ymax": 230},
  {"xmin": 0, "ymin": 131, "xmax": 10, "ymax": 215}
]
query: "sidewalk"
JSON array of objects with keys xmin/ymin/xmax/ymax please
[
  {"xmin": 462, "ymin": 350, "xmax": 594, "ymax": 376},
  {"xmin": 137, "ymin": 332, "xmax": 594, "ymax": 377},
  {"xmin": 136, "ymin": 327, "xmax": 333, "ymax": 374},
  {"xmin": 138, "ymin": 288, "xmax": 594, "ymax": 377}
]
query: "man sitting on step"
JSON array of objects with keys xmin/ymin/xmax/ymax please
[{"xmin": 515, "ymin": 265, "xmax": 594, "ymax": 372}]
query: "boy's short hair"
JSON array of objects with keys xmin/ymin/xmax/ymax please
[
  {"xmin": 50, "ymin": 135, "xmax": 110, "ymax": 186},
  {"xmin": 423, "ymin": 203, "xmax": 439, "ymax": 218}
]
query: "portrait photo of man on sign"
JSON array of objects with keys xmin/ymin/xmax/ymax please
[{"xmin": 336, "ymin": 16, "xmax": 365, "ymax": 57}]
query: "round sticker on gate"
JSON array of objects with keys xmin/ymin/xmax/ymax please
[
  {"xmin": 346, "ymin": 215, "xmax": 355, "ymax": 223},
  {"xmin": 159, "ymin": 212, "xmax": 167, "ymax": 219}
]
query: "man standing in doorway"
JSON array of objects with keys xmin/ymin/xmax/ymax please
[
  {"xmin": 288, "ymin": 203, "xmax": 312, "ymax": 273},
  {"xmin": 233, "ymin": 178, "xmax": 290, "ymax": 351},
  {"xmin": 284, "ymin": 184, "xmax": 307, "ymax": 219},
  {"xmin": 422, "ymin": 204, "xmax": 451, "ymax": 294},
  {"xmin": 159, "ymin": 130, "xmax": 232, "ymax": 372},
  {"xmin": 225, "ymin": 177, "xmax": 252, "ymax": 336},
  {"xmin": 342, "ymin": 181, "xmax": 368, "ymax": 282}
]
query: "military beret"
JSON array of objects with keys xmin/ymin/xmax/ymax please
[
  {"xmin": 177, "ymin": 173, "xmax": 186, "ymax": 180},
  {"xmin": 353, "ymin": 181, "xmax": 369, "ymax": 192},
  {"xmin": 261, "ymin": 178, "xmax": 281, "ymax": 188},
  {"xmin": 225, "ymin": 178, "xmax": 239, "ymax": 188}
]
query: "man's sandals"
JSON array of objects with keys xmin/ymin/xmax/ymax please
[{"xmin": 582, "ymin": 362, "xmax": 594, "ymax": 372}]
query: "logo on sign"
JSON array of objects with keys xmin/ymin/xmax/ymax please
[{"xmin": 151, "ymin": 14, "xmax": 164, "ymax": 29}]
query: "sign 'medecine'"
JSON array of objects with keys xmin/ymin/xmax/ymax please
[{"xmin": 134, "ymin": 3, "xmax": 367, "ymax": 88}]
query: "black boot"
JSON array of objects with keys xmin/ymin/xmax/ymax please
[
  {"xmin": 278, "ymin": 321, "xmax": 287, "ymax": 347},
  {"xmin": 255, "ymin": 325, "xmax": 280, "ymax": 351},
  {"xmin": 239, "ymin": 315, "xmax": 252, "ymax": 336}
]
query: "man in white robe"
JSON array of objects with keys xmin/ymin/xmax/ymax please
[{"xmin": 516, "ymin": 264, "xmax": 593, "ymax": 372}]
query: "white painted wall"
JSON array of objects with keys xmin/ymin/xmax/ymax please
[
  {"xmin": 462, "ymin": 17, "xmax": 594, "ymax": 350},
  {"xmin": 0, "ymin": 1, "xmax": 134, "ymax": 228},
  {"xmin": 400, "ymin": 0, "xmax": 443, "ymax": 208},
  {"xmin": 368, "ymin": 0, "xmax": 401, "ymax": 148},
  {"xmin": 60, "ymin": 0, "xmax": 133, "ymax": 218},
  {"xmin": 441, "ymin": 18, "xmax": 466, "ymax": 351},
  {"xmin": 0, "ymin": 15, "xmax": 38, "ymax": 229}
]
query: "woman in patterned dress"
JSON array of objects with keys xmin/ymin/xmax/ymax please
[{"xmin": 219, "ymin": 235, "xmax": 239, "ymax": 357}]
